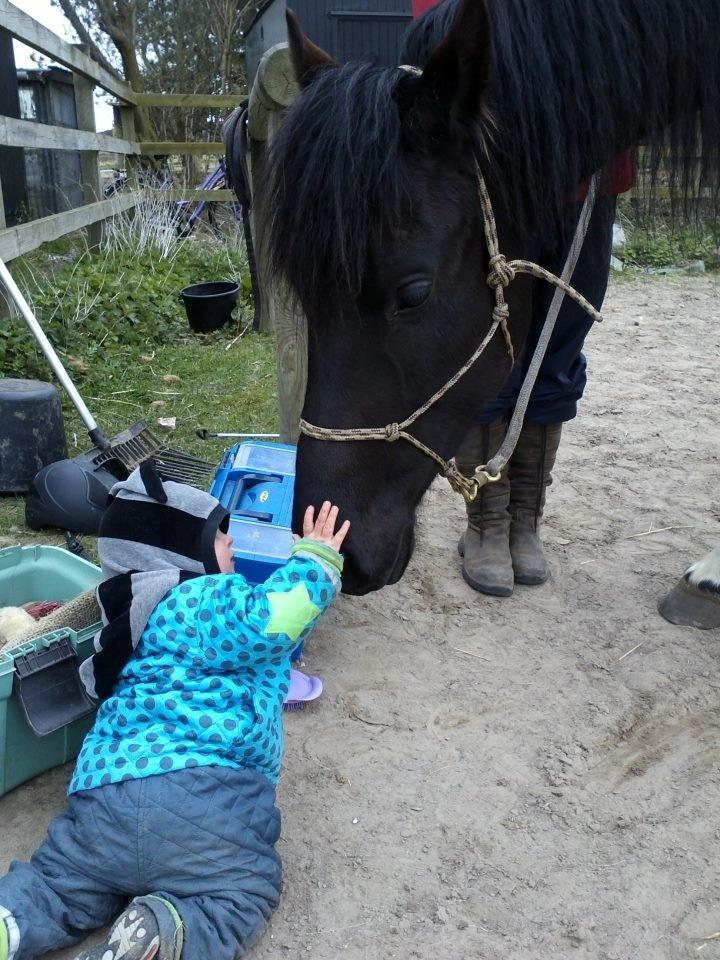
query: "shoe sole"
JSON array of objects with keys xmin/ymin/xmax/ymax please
[
  {"xmin": 513, "ymin": 571, "xmax": 550, "ymax": 586},
  {"xmin": 461, "ymin": 567, "xmax": 514, "ymax": 597}
]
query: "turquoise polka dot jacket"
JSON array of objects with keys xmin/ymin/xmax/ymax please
[{"xmin": 69, "ymin": 541, "xmax": 342, "ymax": 794}]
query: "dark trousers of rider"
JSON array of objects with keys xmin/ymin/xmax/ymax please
[{"xmin": 480, "ymin": 194, "xmax": 617, "ymax": 425}]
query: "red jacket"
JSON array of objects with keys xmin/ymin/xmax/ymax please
[{"xmin": 410, "ymin": 0, "xmax": 634, "ymax": 197}]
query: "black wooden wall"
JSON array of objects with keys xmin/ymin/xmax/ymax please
[
  {"xmin": 245, "ymin": 0, "xmax": 412, "ymax": 87},
  {"xmin": 0, "ymin": 30, "xmax": 28, "ymax": 226}
]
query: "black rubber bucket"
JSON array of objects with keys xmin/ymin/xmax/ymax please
[
  {"xmin": 0, "ymin": 379, "xmax": 67, "ymax": 492},
  {"xmin": 180, "ymin": 280, "xmax": 239, "ymax": 333}
]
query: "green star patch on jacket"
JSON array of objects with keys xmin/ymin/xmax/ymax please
[{"xmin": 265, "ymin": 583, "xmax": 322, "ymax": 642}]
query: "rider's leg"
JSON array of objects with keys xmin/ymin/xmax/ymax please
[
  {"xmin": 456, "ymin": 418, "xmax": 514, "ymax": 597},
  {"xmin": 469, "ymin": 195, "xmax": 616, "ymax": 591},
  {"xmin": 508, "ymin": 195, "xmax": 616, "ymax": 583}
]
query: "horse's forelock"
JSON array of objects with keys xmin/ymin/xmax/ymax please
[{"xmin": 266, "ymin": 63, "xmax": 417, "ymax": 317}]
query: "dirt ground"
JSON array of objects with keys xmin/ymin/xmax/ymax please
[{"xmin": 2, "ymin": 274, "xmax": 720, "ymax": 960}]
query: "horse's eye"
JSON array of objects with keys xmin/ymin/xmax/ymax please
[{"xmin": 396, "ymin": 279, "xmax": 432, "ymax": 312}]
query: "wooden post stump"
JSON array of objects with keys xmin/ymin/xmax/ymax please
[
  {"xmin": 246, "ymin": 44, "xmax": 307, "ymax": 444},
  {"xmin": 0, "ymin": 173, "xmax": 10, "ymax": 322}
]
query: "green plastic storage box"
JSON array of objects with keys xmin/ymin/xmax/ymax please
[{"xmin": 0, "ymin": 545, "xmax": 102, "ymax": 797}]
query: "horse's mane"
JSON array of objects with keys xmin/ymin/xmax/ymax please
[
  {"xmin": 267, "ymin": 0, "xmax": 720, "ymax": 315},
  {"xmin": 403, "ymin": 0, "xmax": 720, "ymax": 230}
]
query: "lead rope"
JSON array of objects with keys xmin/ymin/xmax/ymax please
[
  {"xmin": 483, "ymin": 170, "xmax": 600, "ymax": 479},
  {"xmin": 299, "ymin": 156, "xmax": 603, "ymax": 503}
]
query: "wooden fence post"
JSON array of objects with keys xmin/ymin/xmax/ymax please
[
  {"xmin": 73, "ymin": 46, "xmax": 102, "ymax": 249},
  {"xmin": 0, "ymin": 160, "xmax": 14, "ymax": 328},
  {"xmin": 0, "ymin": 173, "xmax": 10, "ymax": 321},
  {"xmin": 118, "ymin": 100, "xmax": 139, "ymax": 187},
  {"xmin": 247, "ymin": 43, "xmax": 306, "ymax": 443}
]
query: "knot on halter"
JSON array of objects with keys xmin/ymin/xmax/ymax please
[
  {"xmin": 492, "ymin": 302, "xmax": 510, "ymax": 324},
  {"xmin": 487, "ymin": 254, "xmax": 516, "ymax": 289},
  {"xmin": 385, "ymin": 422, "xmax": 401, "ymax": 441},
  {"xmin": 492, "ymin": 302, "xmax": 515, "ymax": 364}
]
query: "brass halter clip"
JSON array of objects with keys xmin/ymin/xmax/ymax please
[{"xmin": 445, "ymin": 459, "xmax": 502, "ymax": 503}]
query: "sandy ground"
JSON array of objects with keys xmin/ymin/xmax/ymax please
[{"xmin": 2, "ymin": 274, "xmax": 720, "ymax": 960}]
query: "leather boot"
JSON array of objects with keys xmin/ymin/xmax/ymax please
[
  {"xmin": 508, "ymin": 421, "xmax": 563, "ymax": 585},
  {"xmin": 456, "ymin": 418, "xmax": 513, "ymax": 597}
]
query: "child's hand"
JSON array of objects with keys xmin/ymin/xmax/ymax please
[{"xmin": 296, "ymin": 501, "xmax": 350, "ymax": 552}]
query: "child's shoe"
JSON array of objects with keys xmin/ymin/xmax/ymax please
[
  {"xmin": 73, "ymin": 896, "xmax": 183, "ymax": 960},
  {"xmin": 0, "ymin": 907, "xmax": 20, "ymax": 960}
]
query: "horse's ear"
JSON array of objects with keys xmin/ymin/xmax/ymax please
[
  {"xmin": 418, "ymin": 0, "xmax": 492, "ymax": 122},
  {"xmin": 286, "ymin": 10, "xmax": 336, "ymax": 89}
]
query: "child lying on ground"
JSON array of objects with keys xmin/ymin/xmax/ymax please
[{"xmin": 0, "ymin": 461, "xmax": 348, "ymax": 960}]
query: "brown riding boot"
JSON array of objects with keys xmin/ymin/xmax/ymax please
[
  {"xmin": 456, "ymin": 419, "xmax": 514, "ymax": 597},
  {"xmin": 508, "ymin": 421, "xmax": 563, "ymax": 585}
]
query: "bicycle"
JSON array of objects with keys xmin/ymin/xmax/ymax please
[{"xmin": 102, "ymin": 156, "xmax": 242, "ymax": 239}]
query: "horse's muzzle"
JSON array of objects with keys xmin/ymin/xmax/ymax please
[{"xmin": 339, "ymin": 524, "xmax": 414, "ymax": 595}]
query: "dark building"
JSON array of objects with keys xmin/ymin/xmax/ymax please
[
  {"xmin": 244, "ymin": 0, "xmax": 412, "ymax": 87},
  {"xmin": 0, "ymin": 30, "xmax": 28, "ymax": 226},
  {"xmin": 17, "ymin": 67, "xmax": 83, "ymax": 219}
]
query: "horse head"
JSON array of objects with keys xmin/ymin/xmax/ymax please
[{"xmin": 268, "ymin": 0, "xmax": 534, "ymax": 594}]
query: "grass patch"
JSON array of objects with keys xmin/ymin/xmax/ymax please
[
  {"xmin": 0, "ymin": 208, "xmax": 277, "ymax": 550},
  {"xmin": 62, "ymin": 329, "xmax": 279, "ymax": 459},
  {"xmin": 2, "ymin": 231, "xmax": 253, "ymax": 380},
  {"xmin": 616, "ymin": 201, "xmax": 719, "ymax": 269},
  {"xmin": 621, "ymin": 227, "xmax": 717, "ymax": 268}
]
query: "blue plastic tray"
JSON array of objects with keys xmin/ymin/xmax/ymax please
[
  {"xmin": 209, "ymin": 441, "xmax": 296, "ymax": 586},
  {"xmin": 209, "ymin": 441, "xmax": 306, "ymax": 660}
]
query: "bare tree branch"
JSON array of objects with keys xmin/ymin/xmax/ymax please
[
  {"xmin": 95, "ymin": 0, "xmax": 136, "ymax": 53},
  {"xmin": 53, "ymin": 0, "xmax": 122, "ymax": 79},
  {"xmin": 53, "ymin": 0, "xmax": 246, "ymax": 142}
]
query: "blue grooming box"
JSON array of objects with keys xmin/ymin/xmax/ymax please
[{"xmin": 209, "ymin": 441, "xmax": 296, "ymax": 585}]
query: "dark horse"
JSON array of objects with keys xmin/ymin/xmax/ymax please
[{"xmin": 264, "ymin": 0, "xmax": 720, "ymax": 595}]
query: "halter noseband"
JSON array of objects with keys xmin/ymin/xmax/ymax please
[{"xmin": 299, "ymin": 67, "xmax": 602, "ymax": 504}]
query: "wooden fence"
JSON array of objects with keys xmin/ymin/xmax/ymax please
[
  {"xmin": 0, "ymin": 0, "xmax": 239, "ymax": 263},
  {"xmin": 0, "ymin": 2, "xmax": 310, "ymax": 441}
]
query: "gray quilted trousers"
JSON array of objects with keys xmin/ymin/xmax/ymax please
[{"xmin": 0, "ymin": 767, "xmax": 281, "ymax": 960}]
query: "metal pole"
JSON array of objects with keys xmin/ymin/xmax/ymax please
[
  {"xmin": 0, "ymin": 255, "xmax": 106, "ymax": 447},
  {"xmin": 196, "ymin": 429, "xmax": 281, "ymax": 440}
]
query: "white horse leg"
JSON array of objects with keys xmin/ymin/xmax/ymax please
[{"xmin": 658, "ymin": 545, "xmax": 720, "ymax": 630}]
